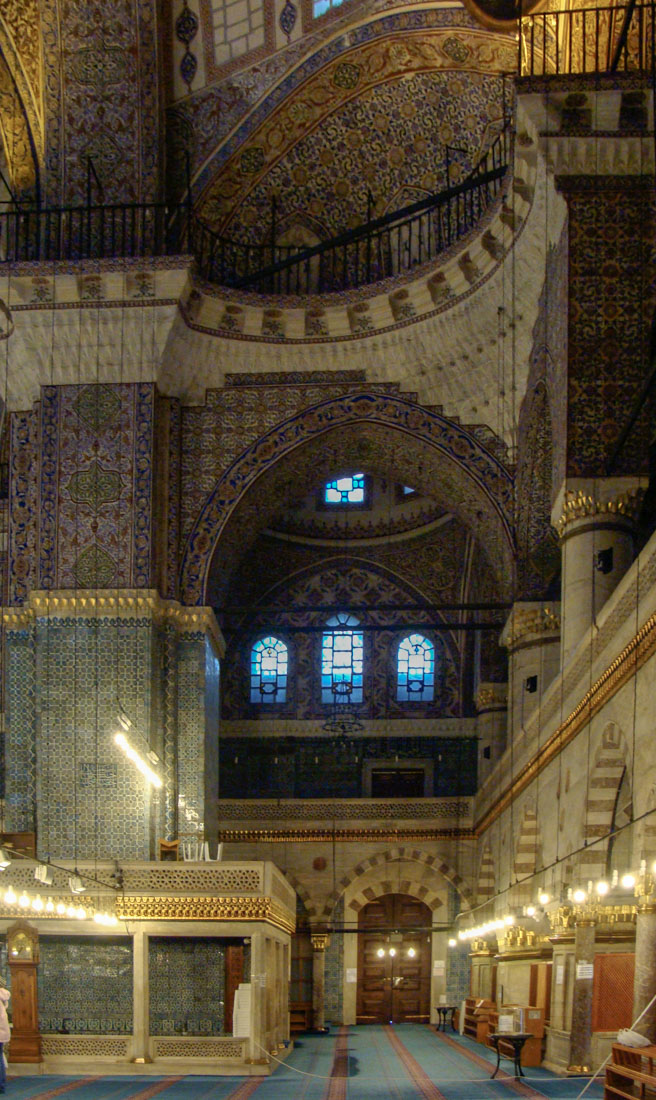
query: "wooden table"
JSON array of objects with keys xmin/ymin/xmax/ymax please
[{"xmin": 488, "ymin": 1032, "xmax": 533, "ymax": 1078}]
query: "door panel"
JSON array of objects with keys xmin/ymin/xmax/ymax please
[{"xmin": 356, "ymin": 893, "xmax": 431, "ymax": 1024}]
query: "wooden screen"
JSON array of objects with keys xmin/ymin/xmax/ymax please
[{"xmin": 591, "ymin": 953, "xmax": 635, "ymax": 1032}]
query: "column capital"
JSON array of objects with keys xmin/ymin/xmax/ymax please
[
  {"xmin": 311, "ymin": 934, "xmax": 329, "ymax": 951},
  {"xmin": 474, "ymin": 682, "xmax": 507, "ymax": 713}
]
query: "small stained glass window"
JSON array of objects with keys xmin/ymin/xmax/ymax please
[
  {"xmin": 251, "ymin": 636, "xmax": 288, "ymax": 704},
  {"xmin": 324, "ymin": 473, "xmax": 365, "ymax": 505},
  {"xmin": 321, "ymin": 613, "xmax": 363, "ymax": 704},
  {"xmin": 313, "ymin": 0, "xmax": 345, "ymax": 16},
  {"xmin": 397, "ymin": 634, "xmax": 435, "ymax": 702}
]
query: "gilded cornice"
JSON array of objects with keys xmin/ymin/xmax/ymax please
[
  {"xmin": 548, "ymin": 904, "xmax": 636, "ymax": 935},
  {"xmin": 501, "ymin": 604, "xmax": 560, "ymax": 648},
  {"xmin": 475, "ymin": 683, "xmax": 508, "ymax": 711},
  {"xmin": 555, "ymin": 487, "xmax": 645, "ymax": 537},
  {"xmin": 218, "ymin": 827, "xmax": 474, "ymax": 843},
  {"xmin": 116, "ymin": 895, "xmax": 295, "ymax": 933},
  {"xmin": 476, "ymin": 610, "xmax": 656, "ymax": 835},
  {"xmin": 3, "ymin": 591, "xmax": 225, "ymax": 658}
]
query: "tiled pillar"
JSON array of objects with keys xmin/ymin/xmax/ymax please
[
  {"xmin": 311, "ymin": 934, "xmax": 328, "ymax": 1030},
  {"xmin": 132, "ymin": 929, "xmax": 151, "ymax": 1063}
]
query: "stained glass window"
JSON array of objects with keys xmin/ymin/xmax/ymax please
[
  {"xmin": 397, "ymin": 634, "xmax": 435, "ymax": 702},
  {"xmin": 251, "ymin": 636, "xmax": 288, "ymax": 704},
  {"xmin": 313, "ymin": 0, "xmax": 346, "ymax": 16},
  {"xmin": 324, "ymin": 474, "xmax": 365, "ymax": 505},
  {"xmin": 321, "ymin": 613, "xmax": 363, "ymax": 704}
]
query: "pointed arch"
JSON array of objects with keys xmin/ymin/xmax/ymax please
[
  {"xmin": 578, "ymin": 722, "xmax": 631, "ymax": 879},
  {"xmin": 513, "ymin": 804, "xmax": 540, "ymax": 881},
  {"xmin": 180, "ymin": 391, "xmax": 514, "ymax": 606},
  {"xmin": 318, "ymin": 845, "xmax": 474, "ymax": 921}
]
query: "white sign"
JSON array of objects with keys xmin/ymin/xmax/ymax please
[
  {"xmin": 346, "ymin": 968, "xmax": 357, "ymax": 984},
  {"xmin": 556, "ymin": 965, "xmax": 564, "ymax": 985},
  {"xmin": 433, "ymin": 960, "xmax": 446, "ymax": 976},
  {"xmin": 576, "ymin": 963, "xmax": 594, "ymax": 980}
]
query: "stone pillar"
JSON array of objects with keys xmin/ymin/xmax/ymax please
[
  {"xmin": 474, "ymin": 683, "xmax": 507, "ymax": 783},
  {"xmin": 248, "ymin": 931, "xmax": 268, "ymax": 1065},
  {"xmin": 311, "ymin": 934, "xmax": 329, "ymax": 1031},
  {"xmin": 500, "ymin": 604, "xmax": 560, "ymax": 741},
  {"xmin": 132, "ymin": 929, "xmax": 151, "ymax": 1064},
  {"xmin": 568, "ymin": 918, "xmax": 596, "ymax": 1074},
  {"xmin": 632, "ymin": 902, "xmax": 656, "ymax": 1040},
  {"xmin": 553, "ymin": 479, "xmax": 644, "ymax": 667}
]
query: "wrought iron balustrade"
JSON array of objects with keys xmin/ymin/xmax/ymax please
[
  {"xmin": 0, "ymin": 201, "xmax": 186, "ymax": 264},
  {"xmin": 519, "ymin": 0, "xmax": 655, "ymax": 77},
  {"xmin": 192, "ymin": 124, "xmax": 511, "ymax": 295}
]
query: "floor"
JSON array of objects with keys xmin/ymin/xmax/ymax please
[{"xmin": 3, "ymin": 1026, "xmax": 605, "ymax": 1100}]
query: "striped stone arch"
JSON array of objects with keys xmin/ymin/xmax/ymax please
[
  {"xmin": 318, "ymin": 846, "xmax": 474, "ymax": 921},
  {"xmin": 477, "ymin": 846, "xmax": 496, "ymax": 902},
  {"xmin": 513, "ymin": 804, "xmax": 540, "ymax": 881},
  {"xmin": 578, "ymin": 722, "xmax": 631, "ymax": 879},
  {"xmin": 348, "ymin": 877, "xmax": 445, "ymax": 915},
  {"xmin": 283, "ymin": 872, "xmax": 320, "ymax": 922}
]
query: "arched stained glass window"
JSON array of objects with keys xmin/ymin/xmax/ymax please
[
  {"xmin": 251, "ymin": 636, "xmax": 288, "ymax": 704},
  {"xmin": 397, "ymin": 634, "xmax": 435, "ymax": 702},
  {"xmin": 321, "ymin": 613, "xmax": 363, "ymax": 704}
]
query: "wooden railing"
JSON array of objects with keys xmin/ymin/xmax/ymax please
[{"xmin": 519, "ymin": 0, "xmax": 655, "ymax": 77}]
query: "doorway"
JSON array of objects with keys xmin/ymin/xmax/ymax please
[{"xmin": 356, "ymin": 893, "xmax": 431, "ymax": 1024}]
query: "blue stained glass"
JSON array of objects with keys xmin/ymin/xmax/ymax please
[
  {"xmin": 324, "ymin": 474, "xmax": 365, "ymax": 504},
  {"xmin": 251, "ymin": 636, "xmax": 288, "ymax": 704},
  {"xmin": 397, "ymin": 634, "xmax": 435, "ymax": 702},
  {"xmin": 321, "ymin": 614, "xmax": 363, "ymax": 704}
]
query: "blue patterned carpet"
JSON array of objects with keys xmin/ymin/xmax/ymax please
[{"xmin": 3, "ymin": 1026, "xmax": 605, "ymax": 1100}]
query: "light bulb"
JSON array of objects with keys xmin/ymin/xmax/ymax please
[
  {"xmin": 407, "ymin": 947, "xmax": 416, "ymax": 958},
  {"xmin": 31, "ymin": 896, "xmax": 43, "ymax": 911},
  {"xmin": 56, "ymin": 902, "xmax": 66, "ymax": 915},
  {"xmin": 621, "ymin": 873, "xmax": 636, "ymax": 889},
  {"xmin": 18, "ymin": 892, "xmax": 30, "ymax": 908},
  {"xmin": 596, "ymin": 880, "xmax": 609, "ymax": 896},
  {"xmin": 538, "ymin": 892, "xmax": 549, "ymax": 905},
  {"xmin": 526, "ymin": 905, "xmax": 536, "ymax": 917},
  {"xmin": 448, "ymin": 938, "xmax": 457, "ymax": 947},
  {"xmin": 4, "ymin": 888, "xmax": 16, "ymax": 905},
  {"xmin": 76, "ymin": 907, "xmax": 86, "ymax": 920},
  {"xmin": 45, "ymin": 897, "xmax": 54, "ymax": 913},
  {"xmin": 389, "ymin": 948, "xmax": 396, "ymax": 957},
  {"xmin": 377, "ymin": 947, "xmax": 385, "ymax": 958},
  {"xmin": 573, "ymin": 888, "xmax": 586, "ymax": 903}
]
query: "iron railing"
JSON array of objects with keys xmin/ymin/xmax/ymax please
[
  {"xmin": 0, "ymin": 202, "xmax": 186, "ymax": 264},
  {"xmin": 519, "ymin": 0, "xmax": 655, "ymax": 77},
  {"xmin": 191, "ymin": 124, "xmax": 511, "ymax": 294}
]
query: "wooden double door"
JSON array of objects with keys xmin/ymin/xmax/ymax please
[{"xmin": 356, "ymin": 893, "xmax": 431, "ymax": 1024}]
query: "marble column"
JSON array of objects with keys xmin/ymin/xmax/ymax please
[
  {"xmin": 311, "ymin": 934, "xmax": 329, "ymax": 1031},
  {"xmin": 248, "ymin": 931, "xmax": 268, "ymax": 1065},
  {"xmin": 552, "ymin": 479, "xmax": 644, "ymax": 667},
  {"xmin": 131, "ymin": 929, "xmax": 151, "ymax": 1063},
  {"xmin": 568, "ymin": 918, "xmax": 595, "ymax": 1074},
  {"xmin": 632, "ymin": 903, "xmax": 656, "ymax": 1040},
  {"xmin": 474, "ymin": 683, "xmax": 508, "ymax": 784}
]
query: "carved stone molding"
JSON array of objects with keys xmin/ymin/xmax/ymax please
[
  {"xmin": 116, "ymin": 895, "xmax": 295, "ymax": 932},
  {"xmin": 555, "ymin": 487, "xmax": 645, "ymax": 537},
  {"xmin": 475, "ymin": 683, "xmax": 508, "ymax": 711},
  {"xmin": 500, "ymin": 603, "xmax": 561, "ymax": 648}
]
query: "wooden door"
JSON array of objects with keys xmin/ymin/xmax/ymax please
[{"xmin": 356, "ymin": 894, "xmax": 431, "ymax": 1024}]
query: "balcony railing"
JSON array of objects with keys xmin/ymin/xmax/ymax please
[
  {"xmin": 0, "ymin": 126, "xmax": 510, "ymax": 295},
  {"xmin": 192, "ymin": 124, "xmax": 511, "ymax": 294},
  {"xmin": 519, "ymin": 0, "xmax": 655, "ymax": 77},
  {"xmin": 0, "ymin": 202, "xmax": 184, "ymax": 264}
]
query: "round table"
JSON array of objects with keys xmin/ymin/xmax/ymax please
[
  {"xmin": 435, "ymin": 1005, "xmax": 458, "ymax": 1031},
  {"xmin": 488, "ymin": 1032, "xmax": 533, "ymax": 1078}
]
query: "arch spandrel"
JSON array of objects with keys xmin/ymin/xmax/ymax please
[{"xmin": 178, "ymin": 391, "xmax": 515, "ymax": 606}]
